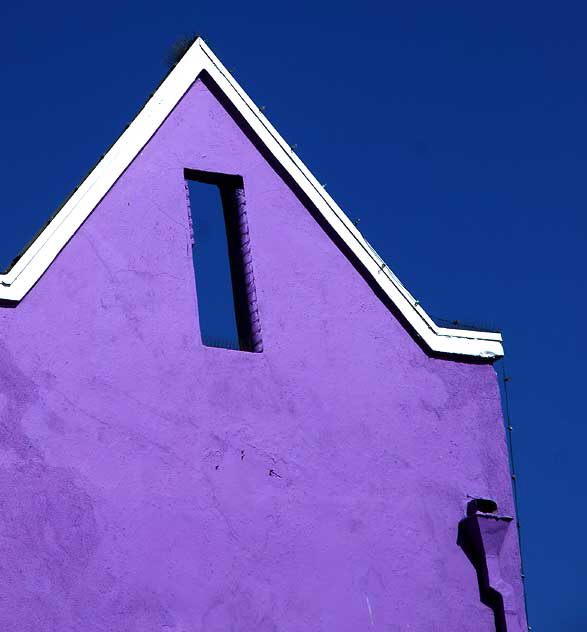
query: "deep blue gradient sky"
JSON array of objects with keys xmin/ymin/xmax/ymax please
[{"xmin": 1, "ymin": 2, "xmax": 584, "ymax": 628}]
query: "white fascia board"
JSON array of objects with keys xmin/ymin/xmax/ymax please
[{"xmin": 0, "ymin": 39, "xmax": 503, "ymax": 359}]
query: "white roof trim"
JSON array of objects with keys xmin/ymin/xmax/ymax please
[{"xmin": 0, "ymin": 38, "xmax": 503, "ymax": 359}]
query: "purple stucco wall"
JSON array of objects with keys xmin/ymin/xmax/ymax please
[{"xmin": 0, "ymin": 77, "xmax": 526, "ymax": 631}]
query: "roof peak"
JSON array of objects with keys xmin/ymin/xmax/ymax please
[{"xmin": 0, "ymin": 38, "xmax": 503, "ymax": 359}]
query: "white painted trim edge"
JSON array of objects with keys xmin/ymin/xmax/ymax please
[{"xmin": 0, "ymin": 39, "xmax": 503, "ymax": 359}]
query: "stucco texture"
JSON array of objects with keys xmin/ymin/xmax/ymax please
[{"xmin": 0, "ymin": 76, "xmax": 526, "ymax": 631}]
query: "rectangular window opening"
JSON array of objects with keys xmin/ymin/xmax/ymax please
[{"xmin": 185, "ymin": 169, "xmax": 262, "ymax": 353}]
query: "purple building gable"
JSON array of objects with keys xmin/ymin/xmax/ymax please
[{"xmin": 0, "ymin": 59, "xmax": 526, "ymax": 630}]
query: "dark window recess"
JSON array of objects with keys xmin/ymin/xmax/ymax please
[{"xmin": 185, "ymin": 169, "xmax": 262, "ymax": 353}]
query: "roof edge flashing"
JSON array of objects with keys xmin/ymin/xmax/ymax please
[{"xmin": 0, "ymin": 38, "xmax": 504, "ymax": 360}]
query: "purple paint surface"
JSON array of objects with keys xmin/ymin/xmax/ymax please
[{"xmin": 0, "ymin": 77, "xmax": 527, "ymax": 630}]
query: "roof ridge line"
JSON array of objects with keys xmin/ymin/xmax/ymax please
[{"xmin": 0, "ymin": 38, "xmax": 503, "ymax": 359}]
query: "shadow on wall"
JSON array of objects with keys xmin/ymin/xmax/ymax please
[{"xmin": 457, "ymin": 499, "xmax": 513, "ymax": 632}]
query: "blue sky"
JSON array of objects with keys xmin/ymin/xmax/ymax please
[{"xmin": 1, "ymin": 1, "xmax": 584, "ymax": 628}]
